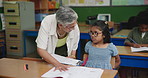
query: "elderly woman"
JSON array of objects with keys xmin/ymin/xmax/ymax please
[{"xmin": 36, "ymin": 6, "xmax": 80, "ymax": 71}]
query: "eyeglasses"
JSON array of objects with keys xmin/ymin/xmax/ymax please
[
  {"xmin": 64, "ymin": 21, "xmax": 77, "ymax": 30},
  {"xmin": 89, "ymin": 31, "xmax": 102, "ymax": 37},
  {"xmin": 65, "ymin": 25, "xmax": 75, "ymax": 30}
]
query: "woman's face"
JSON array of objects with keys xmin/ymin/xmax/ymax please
[
  {"xmin": 59, "ymin": 21, "xmax": 77, "ymax": 33},
  {"xmin": 89, "ymin": 26, "xmax": 104, "ymax": 44},
  {"xmin": 139, "ymin": 24, "xmax": 148, "ymax": 32}
]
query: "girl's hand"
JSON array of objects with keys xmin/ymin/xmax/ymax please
[{"xmin": 54, "ymin": 63, "xmax": 69, "ymax": 72}]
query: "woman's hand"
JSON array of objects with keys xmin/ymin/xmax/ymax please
[
  {"xmin": 68, "ymin": 55, "xmax": 76, "ymax": 59},
  {"xmin": 54, "ymin": 63, "xmax": 69, "ymax": 72}
]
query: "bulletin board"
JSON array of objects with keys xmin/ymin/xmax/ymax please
[
  {"xmin": 62, "ymin": 0, "xmax": 110, "ymax": 6},
  {"xmin": 112, "ymin": 0, "xmax": 148, "ymax": 6},
  {"xmin": 62, "ymin": 0, "xmax": 148, "ymax": 6}
]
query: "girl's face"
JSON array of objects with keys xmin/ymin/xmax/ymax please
[{"xmin": 89, "ymin": 26, "xmax": 104, "ymax": 44}]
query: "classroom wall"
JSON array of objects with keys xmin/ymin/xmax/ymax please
[{"xmin": 72, "ymin": 6, "xmax": 148, "ymax": 23}]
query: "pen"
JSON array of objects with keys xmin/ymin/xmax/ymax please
[{"xmin": 127, "ymin": 38, "xmax": 137, "ymax": 44}]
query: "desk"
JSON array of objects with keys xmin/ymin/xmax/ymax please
[
  {"xmin": 111, "ymin": 29, "xmax": 131, "ymax": 46},
  {"xmin": 0, "ymin": 58, "xmax": 117, "ymax": 78},
  {"xmin": 23, "ymin": 28, "xmax": 131, "ymax": 59},
  {"xmin": 117, "ymin": 46, "xmax": 148, "ymax": 68},
  {"xmin": 23, "ymin": 30, "xmax": 38, "ymax": 57}
]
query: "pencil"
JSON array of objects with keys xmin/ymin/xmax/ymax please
[{"xmin": 127, "ymin": 38, "xmax": 137, "ymax": 44}]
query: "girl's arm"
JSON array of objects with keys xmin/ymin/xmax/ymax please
[
  {"xmin": 114, "ymin": 55, "xmax": 121, "ymax": 68},
  {"xmin": 81, "ymin": 53, "xmax": 88, "ymax": 66}
]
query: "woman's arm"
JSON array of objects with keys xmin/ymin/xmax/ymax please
[
  {"xmin": 37, "ymin": 47, "xmax": 69, "ymax": 71},
  {"xmin": 68, "ymin": 50, "xmax": 76, "ymax": 58}
]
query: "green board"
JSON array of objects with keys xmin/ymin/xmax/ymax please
[{"xmin": 72, "ymin": 6, "xmax": 148, "ymax": 23}]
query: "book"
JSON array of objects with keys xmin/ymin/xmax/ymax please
[
  {"xmin": 51, "ymin": 54, "xmax": 82, "ymax": 66},
  {"xmin": 41, "ymin": 66, "xmax": 104, "ymax": 78},
  {"xmin": 131, "ymin": 47, "xmax": 148, "ymax": 52}
]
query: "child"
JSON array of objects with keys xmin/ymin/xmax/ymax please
[
  {"xmin": 124, "ymin": 10, "xmax": 148, "ymax": 48},
  {"xmin": 120, "ymin": 9, "xmax": 148, "ymax": 78},
  {"xmin": 83, "ymin": 20, "xmax": 120, "ymax": 69}
]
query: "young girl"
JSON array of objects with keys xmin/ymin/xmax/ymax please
[{"xmin": 83, "ymin": 20, "xmax": 120, "ymax": 69}]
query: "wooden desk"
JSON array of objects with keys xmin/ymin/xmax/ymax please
[
  {"xmin": 111, "ymin": 29, "xmax": 131, "ymax": 46},
  {"xmin": 0, "ymin": 58, "xmax": 117, "ymax": 78},
  {"xmin": 112, "ymin": 29, "xmax": 131, "ymax": 39},
  {"xmin": 117, "ymin": 46, "xmax": 148, "ymax": 68},
  {"xmin": 23, "ymin": 28, "xmax": 131, "ymax": 59}
]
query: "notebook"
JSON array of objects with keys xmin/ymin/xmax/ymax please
[
  {"xmin": 131, "ymin": 47, "xmax": 148, "ymax": 52},
  {"xmin": 41, "ymin": 67, "xmax": 104, "ymax": 78}
]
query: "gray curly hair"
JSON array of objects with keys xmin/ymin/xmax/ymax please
[{"xmin": 56, "ymin": 6, "xmax": 78, "ymax": 26}]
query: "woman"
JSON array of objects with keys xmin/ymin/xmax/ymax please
[{"xmin": 35, "ymin": 6, "xmax": 80, "ymax": 71}]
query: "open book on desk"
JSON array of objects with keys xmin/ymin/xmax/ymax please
[
  {"xmin": 131, "ymin": 47, "xmax": 148, "ymax": 52},
  {"xmin": 41, "ymin": 67, "xmax": 104, "ymax": 78},
  {"xmin": 51, "ymin": 54, "xmax": 82, "ymax": 66}
]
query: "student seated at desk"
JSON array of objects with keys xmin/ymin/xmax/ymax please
[
  {"xmin": 82, "ymin": 20, "xmax": 120, "ymax": 70},
  {"xmin": 119, "ymin": 9, "xmax": 148, "ymax": 78},
  {"xmin": 124, "ymin": 10, "xmax": 148, "ymax": 48}
]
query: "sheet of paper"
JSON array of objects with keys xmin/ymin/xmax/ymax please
[
  {"xmin": 41, "ymin": 67, "xmax": 104, "ymax": 78},
  {"xmin": 131, "ymin": 47, "xmax": 148, "ymax": 52},
  {"xmin": 51, "ymin": 54, "xmax": 81, "ymax": 66}
]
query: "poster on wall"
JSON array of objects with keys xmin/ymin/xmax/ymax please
[
  {"xmin": 0, "ymin": 0, "xmax": 3, "ymax": 7},
  {"xmin": 62, "ymin": 0, "xmax": 110, "ymax": 6},
  {"xmin": 112, "ymin": 0, "xmax": 147, "ymax": 6},
  {"xmin": 144, "ymin": 0, "xmax": 148, "ymax": 4}
]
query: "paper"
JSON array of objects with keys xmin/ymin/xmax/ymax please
[
  {"xmin": 51, "ymin": 54, "xmax": 81, "ymax": 66},
  {"xmin": 131, "ymin": 47, "xmax": 148, "ymax": 52},
  {"xmin": 41, "ymin": 67, "xmax": 104, "ymax": 78}
]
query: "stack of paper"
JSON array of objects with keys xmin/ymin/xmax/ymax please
[
  {"xmin": 51, "ymin": 54, "xmax": 81, "ymax": 66},
  {"xmin": 41, "ymin": 67, "xmax": 104, "ymax": 78},
  {"xmin": 131, "ymin": 47, "xmax": 148, "ymax": 52}
]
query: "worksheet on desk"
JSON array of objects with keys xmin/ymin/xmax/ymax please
[
  {"xmin": 51, "ymin": 54, "xmax": 81, "ymax": 66},
  {"xmin": 131, "ymin": 47, "xmax": 148, "ymax": 52},
  {"xmin": 41, "ymin": 67, "xmax": 104, "ymax": 78}
]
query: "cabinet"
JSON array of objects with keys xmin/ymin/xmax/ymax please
[
  {"xmin": 3, "ymin": 1, "xmax": 35, "ymax": 57},
  {"xmin": 0, "ymin": 30, "xmax": 5, "ymax": 58}
]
